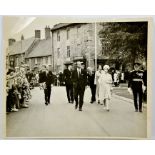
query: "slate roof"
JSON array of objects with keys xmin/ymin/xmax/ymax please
[
  {"xmin": 26, "ymin": 39, "xmax": 52, "ymax": 58},
  {"xmin": 8, "ymin": 37, "xmax": 35, "ymax": 55},
  {"xmin": 51, "ymin": 23, "xmax": 83, "ymax": 31}
]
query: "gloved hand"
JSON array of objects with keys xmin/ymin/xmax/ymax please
[
  {"xmin": 142, "ymin": 85, "xmax": 146, "ymax": 93},
  {"xmin": 128, "ymin": 88, "xmax": 132, "ymax": 94}
]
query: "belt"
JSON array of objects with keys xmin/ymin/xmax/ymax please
[{"xmin": 132, "ymin": 79, "xmax": 143, "ymax": 82}]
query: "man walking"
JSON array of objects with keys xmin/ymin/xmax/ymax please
[
  {"xmin": 63, "ymin": 62, "xmax": 74, "ymax": 103},
  {"xmin": 39, "ymin": 65, "xmax": 54, "ymax": 105},
  {"xmin": 128, "ymin": 62, "xmax": 146, "ymax": 112},
  {"xmin": 72, "ymin": 61, "xmax": 87, "ymax": 111},
  {"xmin": 87, "ymin": 67, "xmax": 96, "ymax": 103}
]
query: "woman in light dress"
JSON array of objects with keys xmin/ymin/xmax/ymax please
[
  {"xmin": 98, "ymin": 65, "xmax": 113, "ymax": 111},
  {"xmin": 94, "ymin": 65, "xmax": 103, "ymax": 104}
]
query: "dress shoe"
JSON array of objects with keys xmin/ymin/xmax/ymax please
[
  {"xmin": 11, "ymin": 108, "xmax": 19, "ymax": 112},
  {"xmin": 75, "ymin": 105, "xmax": 78, "ymax": 109},
  {"xmin": 45, "ymin": 102, "xmax": 48, "ymax": 106},
  {"xmin": 21, "ymin": 104, "xmax": 29, "ymax": 108},
  {"xmin": 79, "ymin": 108, "xmax": 82, "ymax": 111},
  {"xmin": 139, "ymin": 109, "xmax": 143, "ymax": 113}
]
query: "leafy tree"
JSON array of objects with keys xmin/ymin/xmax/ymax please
[{"xmin": 98, "ymin": 22, "xmax": 147, "ymax": 70}]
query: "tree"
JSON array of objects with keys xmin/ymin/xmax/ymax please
[{"xmin": 98, "ymin": 22, "xmax": 148, "ymax": 69}]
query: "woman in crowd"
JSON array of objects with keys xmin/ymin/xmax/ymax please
[
  {"xmin": 6, "ymin": 66, "xmax": 31, "ymax": 112},
  {"xmin": 94, "ymin": 65, "xmax": 103, "ymax": 104},
  {"xmin": 98, "ymin": 65, "xmax": 113, "ymax": 111},
  {"xmin": 6, "ymin": 68, "xmax": 19, "ymax": 112}
]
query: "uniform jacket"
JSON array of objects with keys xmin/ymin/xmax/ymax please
[{"xmin": 128, "ymin": 70, "xmax": 145, "ymax": 88}]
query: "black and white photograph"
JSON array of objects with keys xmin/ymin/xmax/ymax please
[{"xmin": 3, "ymin": 16, "xmax": 152, "ymax": 139}]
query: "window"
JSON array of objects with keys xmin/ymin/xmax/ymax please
[
  {"xmin": 57, "ymin": 31, "xmax": 60, "ymax": 41},
  {"xmin": 57, "ymin": 48, "xmax": 60, "ymax": 58},
  {"xmin": 16, "ymin": 56, "xmax": 19, "ymax": 66},
  {"xmin": 67, "ymin": 46, "xmax": 70, "ymax": 58},
  {"xmin": 66, "ymin": 29, "xmax": 70, "ymax": 40},
  {"xmin": 45, "ymin": 57, "xmax": 48, "ymax": 64},
  {"xmin": 35, "ymin": 58, "xmax": 37, "ymax": 64}
]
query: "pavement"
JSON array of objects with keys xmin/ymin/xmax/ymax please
[{"xmin": 6, "ymin": 86, "xmax": 147, "ymax": 139}]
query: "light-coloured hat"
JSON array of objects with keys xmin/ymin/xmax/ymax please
[
  {"xmin": 87, "ymin": 67, "xmax": 92, "ymax": 71},
  {"xmin": 42, "ymin": 64, "xmax": 47, "ymax": 68},
  {"xmin": 103, "ymin": 65, "xmax": 110, "ymax": 70},
  {"xmin": 76, "ymin": 61, "xmax": 82, "ymax": 66}
]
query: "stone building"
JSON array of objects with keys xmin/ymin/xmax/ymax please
[
  {"xmin": 7, "ymin": 37, "xmax": 36, "ymax": 68},
  {"xmin": 51, "ymin": 23, "xmax": 95, "ymax": 73},
  {"xmin": 7, "ymin": 26, "xmax": 52, "ymax": 71}
]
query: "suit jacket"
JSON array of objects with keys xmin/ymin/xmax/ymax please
[
  {"xmin": 39, "ymin": 71, "xmax": 54, "ymax": 86},
  {"xmin": 87, "ymin": 71, "xmax": 95, "ymax": 88},
  {"xmin": 63, "ymin": 69, "xmax": 73, "ymax": 85},
  {"xmin": 72, "ymin": 68, "xmax": 87, "ymax": 90}
]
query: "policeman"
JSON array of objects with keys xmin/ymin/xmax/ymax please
[{"xmin": 128, "ymin": 62, "xmax": 146, "ymax": 112}]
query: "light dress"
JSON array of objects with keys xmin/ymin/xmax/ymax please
[
  {"xmin": 98, "ymin": 71, "xmax": 112, "ymax": 100},
  {"xmin": 94, "ymin": 70, "xmax": 103, "ymax": 101}
]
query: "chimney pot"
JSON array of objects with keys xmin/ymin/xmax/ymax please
[{"xmin": 8, "ymin": 38, "xmax": 16, "ymax": 46}]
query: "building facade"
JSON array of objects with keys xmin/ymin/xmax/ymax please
[
  {"xmin": 7, "ymin": 37, "xmax": 36, "ymax": 68},
  {"xmin": 7, "ymin": 26, "xmax": 53, "ymax": 71},
  {"xmin": 51, "ymin": 23, "xmax": 95, "ymax": 73}
]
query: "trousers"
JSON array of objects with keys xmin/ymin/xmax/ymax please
[
  {"xmin": 74, "ymin": 87, "xmax": 85, "ymax": 109},
  {"xmin": 44, "ymin": 85, "xmax": 51, "ymax": 103},
  {"xmin": 66, "ymin": 84, "xmax": 74, "ymax": 102}
]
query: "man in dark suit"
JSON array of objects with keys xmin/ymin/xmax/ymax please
[
  {"xmin": 39, "ymin": 65, "xmax": 54, "ymax": 105},
  {"xmin": 63, "ymin": 63, "xmax": 74, "ymax": 103},
  {"xmin": 87, "ymin": 67, "xmax": 96, "ymax": 103},
  {"xmin": 72, "ymin": 61, "xmax": 87, "ymax": 111}
]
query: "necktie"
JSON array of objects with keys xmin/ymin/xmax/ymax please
[{"xmin": 78, "ymin": 69, "xmax": 80, "ymax": 78}]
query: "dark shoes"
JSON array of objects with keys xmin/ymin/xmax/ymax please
[
  {"xmin": 90, "ymin": 100, "xmax": 95, "ymax": 104},
  {"xmin": 69, "ymin": 101, "xmax": 74, "ymax": 103},
  {"xmin": 75, "ymin": 105, "xmax": 78, "ymax": 109},
  {"xmin": 45, "ymin": 102, "xmax": 48, "ymax": 105},
  {"xmin": 135, "ymin": 109, "xmax": 143, "ymax": 112},
  {"xmin": 79, "ymin": 108, "xmax": 82, "ymax": 111},
  {"xmin": 139, "ymin": 109, "xmax": 143, "ymax": 113}
]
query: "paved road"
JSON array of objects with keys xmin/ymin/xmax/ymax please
[{"xmin": 6, "ymin": 86, "xmax": 147, "ymax": 139}]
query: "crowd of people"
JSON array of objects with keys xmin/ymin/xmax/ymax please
[
  {"xmin": 62, "ymin": 61, "xmax": 147, "ymax": 112},
  {"xmin": 6, "ymin": 66, "xmax": 32, "ymax": 112},
  {"xmin": 6, "ymin": 61, "xmax": 147, "ymax": 113}
]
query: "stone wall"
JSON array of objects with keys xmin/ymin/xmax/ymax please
[{"xmin": 52, "ymin": 23, "xmax": 95, "ymax": 73}]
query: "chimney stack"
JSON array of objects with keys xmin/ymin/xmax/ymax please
[
  {"xmin": 21, "ymin": 34, "xmax": 24, "ymax": 40},
  {"xmin": 45, "ymin": 26, "xmax": 51, "ymax": 39},
  {"xmin": 35, "ymin": 30, "xmax": 41, "ymax": 39},
  {"xmin": 8, "ymin": 38, "xmax": 16, "ymax": 46}
]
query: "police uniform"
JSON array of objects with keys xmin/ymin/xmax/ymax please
[{"xmin": 128, "ymin": 65, "xmax": 145, "ymax": 112}]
